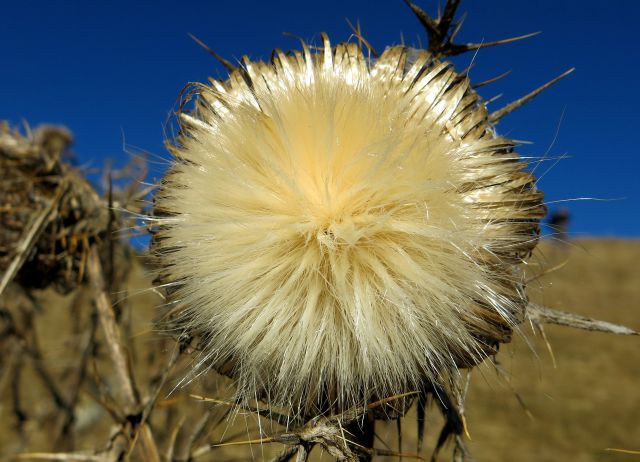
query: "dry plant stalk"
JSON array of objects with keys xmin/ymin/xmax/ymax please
[{"xmin": 0, "ymin": 2, "xmax": 637, "ymax": 462}]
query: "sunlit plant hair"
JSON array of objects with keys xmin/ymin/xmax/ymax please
[{"xmin": 153, "ymin": 34, "xmax": 545, "ymax": 416}]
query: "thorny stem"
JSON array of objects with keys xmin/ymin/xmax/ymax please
[
  {"xmin": 527, "ymin": 303, "xmax": 639, "ymax": 335},
  {"xmin": 88, "ymin": 246, "xmax": 139, "ymax": 415},
  {"xmin": 403, "ymin": 0, "xmax": 571, "ymax": 126},
  {"xmin": 87, "ymin": 246, "xmax": 161, "ymax": 462},
  {"xmin": 142, "ymin": 338, "xmax": 184, "ymax": 421},
  {"xmin": 403, "ymin": 0, "xmax": 539, "ymax": 57}
]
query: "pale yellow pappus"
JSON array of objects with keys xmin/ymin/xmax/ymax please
[{"xmin": 153, "ymin": 35, "xmax": 544, "ymax": 416}]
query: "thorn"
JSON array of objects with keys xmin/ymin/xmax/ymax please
[
  {"xmin": 485, "ymin": 93, "xmax": 503, "ymax": 105},
  {"xmin": 604, "ymin": 448, "xmax": 640, "ymax": 455},
  {"xmin": 461, "ymin": 414, "xmax": 472, "ymax": 440},
  {"xmin": 439, "ymin": 0, "xmax": 462, "ymax": 36},
  {"xmin": 472, "ymin": 69, "xmax": 512, "ymax": 89},
  {"xmin": 15, "ymin": 453, "xmax": 103, "ymax": 461},
  {"xmin": 403, "ymin": 0, "xmax": 463, "ymax": 54},
  {"xmin": 188, "ymin": 33, "xmax": 237, "ymax": 73},
  {"xmin": 212, "ymin": 437, "xmax": 275, "ymax": 447},
  {"xmin": 448, "ymin": 31, "xmax": 541, "ymax": 56},
  {"xmin": 367, "ymin": 391, "xmax": 419, "ymax": 410},
  {"xmin": 449, "ymin": 12, "xmax": 467, "ymax": 43},
  {"xmin": 189, "ymin": 393, "xmax": 232, "ymax": 406},
  {"xmin": 489, "ymin": 68, "xmax": 575, "ymax": 123},
  {"xmin": 403, "ymin": 0, "xmax": 439, "ymax": 37}
]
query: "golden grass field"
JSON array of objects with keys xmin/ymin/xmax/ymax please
[
  {"xmin": 462, "ymin": 239, "xmax": 640, "ymax": 461},
  {"xmin": 1, "ymin": 238, "xmax": 638, "ymax": 461},
  {"xmin": 372, "ymin": 239, "xmax": 639, "ymax": 461}
]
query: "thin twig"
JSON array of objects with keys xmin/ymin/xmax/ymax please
[
  {"xmin": 142, "ymin": 339, "xmax": 183, "ymax": 421},
  {"xmin": 86, "ymin": 360, "xmax": 125, "ymax": 424},
  {"xmin": 88, "ymin": 246, "xmax": 139, "ymax": 415},
  {"xmin": 165, "ymin": 415, "xmax": 186, "ymax": 462},
  {"xmin": 15, "ymin": 453, "xmax": 106, "ymax": 461},
  {"xmin": 135, "ymin": 424, "xmax": 162, "ymax": 462},
  {"xmin": 176, "ymin": 409, "xmax": 214, "ymax": 461}
]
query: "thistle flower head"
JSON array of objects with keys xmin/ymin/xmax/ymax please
[{"xmin": 153, "ymin": 35, "xmax": 544, "ymax": 415}]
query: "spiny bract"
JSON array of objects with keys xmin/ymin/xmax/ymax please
[{"xmin": 153, "ymin": 35, "xmax": 544, "ymax": 415}]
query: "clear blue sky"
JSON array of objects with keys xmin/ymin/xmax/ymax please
[{"xmin": 2, "ymin": 0, "xmax": 639, "ymax": 238}]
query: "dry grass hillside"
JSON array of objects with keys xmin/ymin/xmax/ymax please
[
  {"xmin": 392, "ymin": 239, "xmax": 640, "ymax": 461},
  {"xmin": 0, "ymin": 238, "xmax": 638, "ymax": 461},
  {"xmin": 465, "ymin": 239, "xmax": 640, "ymax": 461}
]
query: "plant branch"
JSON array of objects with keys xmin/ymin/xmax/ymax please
[{"xmin": 527, "ymin": 303, "xmax": 639, "ymax": 335}]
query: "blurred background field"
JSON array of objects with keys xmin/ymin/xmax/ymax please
[
  {"xmin": 1, "ymin": 239, "xmax": 637, "ymax": 461},
  {"xmin": 372, "ymin": 239, "xmax": 640, "ymax": 462},
  {"xmin": 427, "ymin": 239, "xmax": 640, "ymax": 461}
]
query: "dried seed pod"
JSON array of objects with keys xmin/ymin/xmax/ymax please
[
  {"xmin": 0, "ymin": 123, "xmax": 109, "ymax": 293},
  {"xmin": 153, "ymin": 36, "xmax": 545, "ymax": 416}
]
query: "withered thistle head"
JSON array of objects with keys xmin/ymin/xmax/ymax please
[{"xmin": 153, "ymin": 35, "xmax": 544, "ymax": 415}]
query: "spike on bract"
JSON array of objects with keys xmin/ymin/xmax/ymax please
[{"xmin": 152, "ymin": 36, "xmax": 545, "ymax": 416}]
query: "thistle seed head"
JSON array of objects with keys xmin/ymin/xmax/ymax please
[{"xmin": 153, "ymin": 36, "xmax": 544, "ymax": 416}]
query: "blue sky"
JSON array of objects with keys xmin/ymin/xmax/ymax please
[{"xmin": 2, "ymin": 0, "xmax": 639, "ymax": 238}]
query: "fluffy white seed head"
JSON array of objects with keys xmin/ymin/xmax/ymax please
[{"xmin": 153, "ymin": 36, "xmax": 544, "ymax": 415}]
